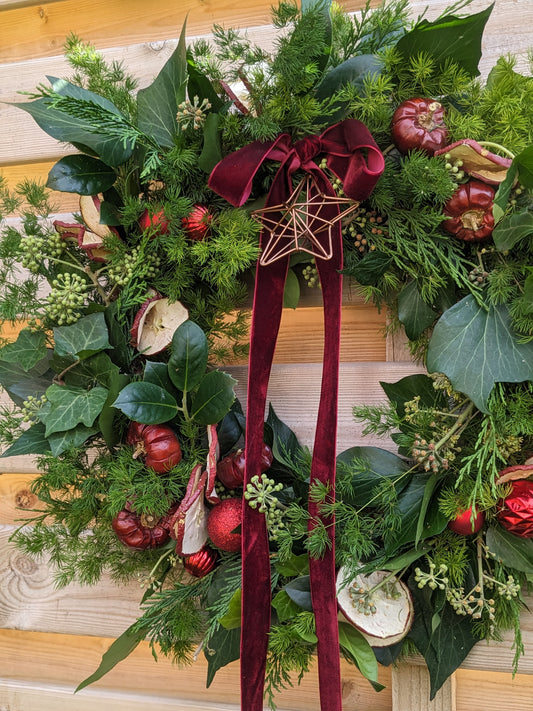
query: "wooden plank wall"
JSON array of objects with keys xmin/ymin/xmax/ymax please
[{"xmin": 0, "ymin": 1, "xmax": 532, "ymax": 709}]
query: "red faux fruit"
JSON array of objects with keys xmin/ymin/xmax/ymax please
[
  {"xmin": 183, "ymin": 546, "xmax": 218, "ymax": 578},
  {"xmin": 207, "ymin": 498, "xmax": 242, "ymax": 552},
  {"xmin": 131, "ymin": 294, "xmax": 189, "ymax": 355},
  {"xmin": 182, "ymin": 205, "xmax": 213, "ymax": 241},
  {"xmin": 442, "ymin": 180, "xmax": 496, "ymax": 242},
  {"xmin": 112, "ymin": 509, "xmax": 173, "ymax": 550},
  {"xmin": 498, "ymin": 479, "xmax": 533, "ymax": 538},
  {"xmin": 447, "ymin": 507, "xmax": 485, "ymax": 535},
  {"xmin": 216, "ymin": 443, "xmax": 273, "ymax": 489},
  {"xmin": 139, "ymin": 207, "xmax": 170, "ymax": 236},
  {"xmin": 391, "ymin": 98, "xmax": 448, "ymax": 155},
  {"xmin": 127, "ymin": 421, "xmax": 182, "ymax": 473}
]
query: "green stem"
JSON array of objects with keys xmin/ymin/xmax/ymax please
[
  {"xmin": 432, "ymin": 400, "xmax": 476, "ymax": 456},
  {"xmin": 367, "ymin": 566, "xmax": 409, "ymax": 596},
  {"xmin": 477, "ymin": 141, "xmax": 515, "ymax": 159},
  {"xmin": 53, "ymin": 357, "xmax": 81, "ymax": 384},
  {"xmin": 83, "ymin": 265, "xmax": 111, "ymax": 305}
]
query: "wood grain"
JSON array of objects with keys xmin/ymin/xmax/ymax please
[
  {"xmin": 392, "ymin": 666, "xmax": 455, "ymax": 711},
  {"xmin": 455, "ymin": 669, "xmax": 533, "ymax": 711},
  {"xmin": 0, "ymin": 472, "xmax": 39, "ymax": 525}
]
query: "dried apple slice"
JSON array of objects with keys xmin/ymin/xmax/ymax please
[
  {"xmin": 336, "ymin": 566, "xmax": 413, "ymax": 647},
  {"xmin": 79, "ymin": 194, "xmax": 119, "ymax": 239},
  {"xmin": 131, "ymin": 295, "xmax": 188, "ymax": 355}
]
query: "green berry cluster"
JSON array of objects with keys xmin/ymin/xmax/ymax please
[
  {"xmin": 414, "ymin": 561, "xmax": 449, "ymax": 591},
  {"xmin": 412, "ymin": 434, "xmax": 450, "ymax": 473},
  {"xmin": 442, "ymin": 153, "xmax": 466, "ymax": 186},
  {"xmin": 176, "ymin": 95, "xmax": 212, "ymax": 131},
  {"xmin": 348, "ymin": 583, "xmax": 377, "ymax": 616},
  {"xmin": 108, "ymin": 247, "xmax": 161, "ymax": 286},
  {"xmin": 22, "ymin": 394, "xmax": 47, "ymax": 423},
  {"xmin": 302, "ymin": 264, "xmax": 319, "ymax": 288},
  {"xmin": 343, "ymin": 207, "xmax": 385, "ymax": 254},
  {"xmin": 45, "ymin": 272, "xmax": 88, "ymax": 324},
  {"xmin": 244, "ymin": 473, "xmax": 285, "ymax": 541},
  {"xmin": 20, "ymin": 232, "xmax": 63, "ymax": 273}
]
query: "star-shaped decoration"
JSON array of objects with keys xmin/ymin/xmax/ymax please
[{"xmin": 251, "ymin": 175, "xmax": 359, "ymax": 266}]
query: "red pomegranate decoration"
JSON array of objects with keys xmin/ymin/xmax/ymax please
[
  {"xmin": 217, "ymin": 443, "xmax": 273, "ymax": 489},
  {"xmin": 127, "ymin": 421, "xmax": 182, "ymax": 473},
  {"xmin": 447, "ymin": 506, "xmax": 485, "ymax": 535},
  {"xmin": 112, "ymin": 508, "xmax": 173, "ymax": 549},
  {"xmin": 139, "ymin": 207, "xmax": 170, "ymax": 236},
  {"xmin": 391, "ymin": 98, "xmax": 448, "ymax": 155},
  {"xmin": 183, "ymin": 546, "xmax": 218, "ymax": 577},
  {"xmin": 207, "ymin": 498, "xmax": 242, "ymax": 552},
  {"xmin": 498, "ymin": 479, "xmax": 533, "ymax": 538},
  {"xmin": 182, "ymin": 205, "xmax": 213, "ymax": 240},
  {"xmin": 442, "ymin": 180, "xmax": 495, "ymax": 242}
]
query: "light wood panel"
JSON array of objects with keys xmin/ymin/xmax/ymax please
[
  {"xmin": 392, "ymin": 666, "xmax": 455, "ymax": 711},
  {"xmin": 455, "ymin": 669, "xmax": 533, "ymax": 711}
]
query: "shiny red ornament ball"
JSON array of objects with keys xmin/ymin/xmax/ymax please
[
  {"xmin": 498, "ymin": 480, "xmax": 533, "ymax": 538},
  {"xmin": 182, "ymin": 205, "xmax": 212, "ymax": 240},
  {"xmin": 183, "ymin": 546, "xmax": 218, "ymax": 578},
  {"xmin": 139, "ymin": 207, "xmax": 170, "ymax": 236},
  {"xmin": 447, "ymin": 506, "xmax": 485, "ymax": 535},
  {"xmin": 207, "ymin": 498, "xmax": 242, "ymax": 552}
]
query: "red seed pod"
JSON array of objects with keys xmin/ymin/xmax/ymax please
[
  {"xmin": 112, "ymin": 509, "xmax": 172, "ymax": 549},
  {"xmin": 183, "ymin": 546, "xmax": 218, "ymax": 577},
  {"xmin": 182, "ymin": 205, "xmax": 213, "ymax": 241},
  {"xmin": 127, "ymin": 421, "xmax": 182, "ymax": 473},
  {"xmin": 447, "ymin": 506, "xmax": 485, "ymax": 536},
  {"xmin": 442, "ymin": 180, "xmax": 496, "ymax": 242},
  {"xmin": 498, "ymin": 479, "xmax": 533, "ymax": 538},
  {"xmin": 207, "ymin": 498, "xmax": 242, "ymax": 552},
  {"xmin": 391, "ymin": 98, "xmax": 448, "ymax": 155},
  {"xmin": 216, "ymin": 443, "xmax": 273, "ymax": 489}
]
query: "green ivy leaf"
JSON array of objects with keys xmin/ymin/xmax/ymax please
[
  {"xmin": 336, "ymin": 446, "xmax": 410, "ymax": 508},
  {"xmin": 48, "ymin": 423, "xmax": 99, "ymax": 456},
  {"xmin": 485, "ymin": 525, "xmax": 533, "ymax": 573},
  {"xmin": 168, "ymin": 320, "xmax": 209, "ymax": 392},
  {"xmin": 0, "ymin": 360, "xmax": 53, "ymax": 407},
  {"xmin": 408, "ymin": 581, "xmax": 477, "ymax": 698},
  {"xmin": 266, "ymin": 404, "xmax": 304, "ymax": 469},
  {"xmin": 492, "ymin": 211, "xmax": 533, "ymax": 252},
  {"xmin": 397, "ymin": 280, "xmax": 437, "ymax": 340},
  {"xmin": 315, "ymin": 54, "xmax": 382, "ymax": 101},
  {"xmin": 338, "ymin": 622, "xmax": 383, "ymax": 690},
  {"xmin": 191, "ymin": 370, "xmax": 236, "ymax": 425},
  {"xmin": 46, "ymin": 155, "xmax": 116, "ymax": 195},
  {"xmin": 271, "ymin": 590, "xmax": 303, "ymax": 622},
  {"xmin": 60, "ymin": 352, "xmax": 120, "ymax": 390},
  {"xmin": 283, "ymin": 267, "xmax": 300, "ymax": 309},
  {"xmin": 42, "ymin": 384, "xmax": 108, "ymax": 437},
  {"xmin": 0, "ymin": 423, "xmax": 50, "ymax": 458},
  {"xmin": 54, "ymin": 313, "xmax": 112, "ymax": 360},
  {"xmin": 274, "ymin": 553, "xmax": 309, "ymax": 577},
  {"xmin": 0, "ymin": 329, "xmax": 47, "ymax": 372},
  {"xmin": 112, "ymin": 382, "xmax": 178, "ymax": 424},
  {"xmin": 395, "ymin": 5, "xmax": 493, "ymax": 78},
  {"xmin": 348, "ymin": 250, "xmax": 392, "ymax": 286},
  {"xmin": 137, "ymin": 20, "xmax": 188, "ymax": 147},
  {"xmin": 218, "ymin": 589, "xmax": 242, "ymax": 629},
  {"xmin": 427, "ymin": 296, "xmax": 533, "ymax": 412},
  {"xmin": 205, "ymin": 624, "xmax": 241, "ymax": 687}
]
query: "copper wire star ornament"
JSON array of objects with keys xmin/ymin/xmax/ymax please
[{"xmin": 251, "ymin": 175, "xmax": 360, "ymax": 266}]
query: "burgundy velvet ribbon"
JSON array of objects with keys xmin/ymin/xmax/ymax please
[{"xmin": 208, "ymin": 120, "xmax": 384, "ymax": 711}]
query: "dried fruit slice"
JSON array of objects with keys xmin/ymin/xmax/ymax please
[
  {"xmin": 79, "ymin": 194, "xmax": 118, "ymax": 240},
  {"xmin": 131, "ymin": 295, "xmax": 188, "ymax": 355},
  {"xmin": 171, "ymin": 464, "xmax": 209, "ymax": 556},
  {"xmin": 336, "ymin": 566, "xmax": 413, "ymax": 647}
]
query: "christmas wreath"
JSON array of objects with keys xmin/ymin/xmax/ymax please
[{"xmin": 1, "ymin": 0, "xmax": 533, "ymax": 708}]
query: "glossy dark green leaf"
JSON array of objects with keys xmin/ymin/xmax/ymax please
[
  {"xmin": 348, "ymin": 250, "xmax": 392, "ymax": 286},
  {"xmin": 493, "ymin": 162, "xmax": 519, "ymax": 221},
  {"xmin": 0, "ymin": 329, "xmax": 47, "ymax": 372},
  {"xmin": 381, "ymin": 374, "xmax": 447, "ymax": 419},
  {"xmin": 216, "ymin": 404, "xmax": 245, "ymax": 456},
  {"xmin": 187, "ymin": 57, "xmax": 224, "ymax": 112},
  {"xmin": 46, "ymin": 155, "xmax": 115, "ymax": 195},
  {"xmin": 283, "ymin": 575, "xmax": 313, "ymax": 611},
  {"xmin": 54, "ymin": 313, "xmax": 112, "ymax": 360},
  {"xmin": 137, "ymin": 21, "xmax": 188, "ymax": 147},
  {"xmin": 191, "ymin": 370, "xmax": 237, "ymax": 425},
  {"xmin": 427, "ymin": 296, "xmax": 533, "ymax": 412},
  {"xmin": 338, "ymin": 622, "xmax": 382, "ymax": 689},
  {"xmin": 205, "ymin": 624, "xmax": 241, "ymax": 687},
  {"xmin": 381, "ymin": 545, "xmax": 431, "ymax": 572},
  {"xmin": 315, "ymin": 54, "xmax": 382, "ymax": 100},
  {"xmin": 168, "ymin": 320, "xmax": 208, "ymax": 392},
  {"xmin": 198, "ymin": 112, "xmax": 223, "ymax": 173},
  {"xmin": 408, "ymin": 581, "xmax": 477, "ymax": 698},
  {"xmin": 48, "ymin": 423, "xmax": 99, "ymax": 456},
  {"xmin": 283, "ymin": 267, "xmax": 300, "ymax": 309},
  {"xmin": 492, "ymin": 210, "xmax": 533, "ymax": 252},
  {"xmin": 143, "ymin": 361, "xmax": 175, "ymax": 393},
  {"xmin": 267, "ymin": 404, "xmax": 304, "ymax": 469},
  {"xmin": 336, "ymin": 446, "xmax": 410, "ymax": 507},
  {"xmin": 75, "ymin": 625, "xmax": 146, "ymax": 692},
  {"xmin": 0, "ymin": 423, "xmax": 50, "ymax": 458},
  {"xmin": 112, "ymin": 382, "xmax": 178, "ymax": 424},
  {"xmin": 486, "ymin": 525, "xmax": 533, "ymax": 573},
  {"xmin": 415, "ymin": 476, "xmax": 439, "ymax": 547},
  {"xmin": 98, "ymin": 373, "xmax": 130, "ymax": 448},
  {"xmin": 395, "ymin": 5, "xmax": 493, "ymax": 78},
  {"xmin": 105, "ymin": 301, "xmax": 132, "ymax": 372},
  {"xmin": 397, "ymin": 280, "xmax": 437, "ymax": 340},
  {"xmin": 41, "ymin": 384, "xmax": 108, "ymax": 437},
  {"xmin": 514, "ymin": 144, "xmax": 533, "ymax": 189}
]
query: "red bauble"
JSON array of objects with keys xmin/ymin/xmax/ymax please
[
  {"xmin": 183, "ymin": 546, "xmax": 218, "ymax": 577},
  {"xmin": 447, "ymin": 507, "xmax": 485, "ymax": 535},
  {"xmin": 442, "ymin": 181, "xmax": 495, "ymax": 242},
  {"xmin": 182, "ymin": 205, "xmax": 213, "ymax": 240},
  {"xmin": 207, "ymin": 498, "xmax": 242, "ymax": 552},
  {"xmin": 391, "ymin": 98, "xmax": 448, "ymax": 155},
  {"xmin": 127, "ymin": 421, "xmax": 182, "ymax": 473},
  {"xmin": 139, "ymin": 208, "xmax": 170, "ymax": 236},
  {"xmin": 217, "ymin": 443, "xmax": 273, "ymax": 489},
  {"xmin": 112, "ymin": 509, "xmax": 172, "ymax": 549},
  {"xmin": 498, "ymin": 480, "xmax": 533, "ymax": 538}
]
